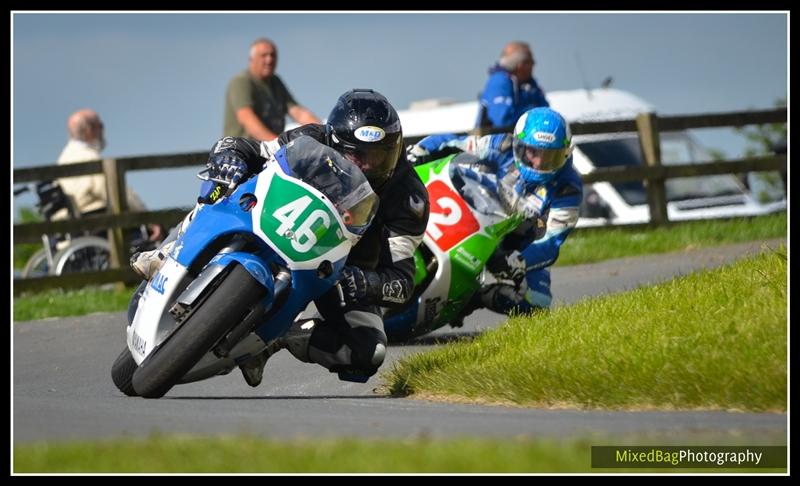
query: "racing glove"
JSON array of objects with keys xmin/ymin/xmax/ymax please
[
  {"xmin": 406, "ymin": 134, "xmax": 460, "ymax": 164},
  {"xmin": 406, "ymin": 144, "xmax": 430, "ymax": 164},
  {"xmin": 207, "ymin": 152, "xmax": 249, "ymax": 187},
  {"xmin": 487, "ymin": 249, "xmax": 527, "ymax": 287},
  {"xmin": 339, "ymin": 265, "xmax": 380, "ymax": 305}
]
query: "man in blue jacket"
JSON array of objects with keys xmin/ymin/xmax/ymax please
[
  {"xmin": 477, "ymin": 41, "xmax": 549, "ymax": 129},
  {"xmin": 408, "ymin": 107, "xmax": 582, "ymax": 317}
]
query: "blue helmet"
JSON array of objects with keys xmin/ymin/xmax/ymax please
[{"xmin": 512, "ymin": 107, "xmax": 572, "ymax": 185}]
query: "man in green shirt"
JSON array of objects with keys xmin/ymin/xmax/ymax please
[{"xmin": 223, "ymin": 38, "xmax": 320, "ymax": 140}]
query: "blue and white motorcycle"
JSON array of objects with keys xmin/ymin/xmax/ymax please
[{"xmin": 111, "ymin": 136, "xmax": 378, "ymax": 398}]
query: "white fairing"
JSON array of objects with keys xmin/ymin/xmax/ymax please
[
  {"xmin": 415, "ymin": 235, "xmax": 453, "ymax": 326},
  {"xmin": 126, "ymin": 255, "xmax": 274, "ymax": 380},
  {"xmin": 127, "ymin": 256, "xmax": 189, "ymax": 364}
]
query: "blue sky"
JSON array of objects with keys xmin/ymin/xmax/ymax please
[{"xmin": 12, "ymin": 11, "xmax": 788, "ymax": 213}]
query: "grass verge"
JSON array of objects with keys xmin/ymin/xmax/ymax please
[
  {"xmin": 385, "ymin": 246, "xmax": 787, "ymax": 411},
  {"xmin": 13, "ymin": 435, "xmax": 786, "ymax": 473}
]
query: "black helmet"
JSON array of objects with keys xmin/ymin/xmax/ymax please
[{"xmin": 326, "ymin": 89, "xmax": 403, "ymax": 189}]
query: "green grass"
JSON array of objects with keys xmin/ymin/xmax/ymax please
[
  {"xmin": 557, "ymin": 212, "xmax": 786, "ymax": 266},
  {"xmin": 13, "ymin": 285, "xmax": 139, "ymax": 322},
  {"xmin": 13, "ymin": 243, "xmax": 42, "ymax": 270},
  {"xmin": 13, "ymin": 435, "xmax": 786, "ymax": 473},
  {"xmin": 12, "ymin": 435, "xmax": 586, "ymax": 473},
  {"xmin": 386, "ymin": 246, "xmax": 787, "ymax": 412}
]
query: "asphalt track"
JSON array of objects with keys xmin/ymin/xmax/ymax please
[{"xmin": 13, "ymin": 239, "xmax": 787, "ymax": 443}]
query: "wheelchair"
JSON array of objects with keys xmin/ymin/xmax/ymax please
[{"xmin": 15, "ymin": 180, "xmax": 150, "ymax": 278}]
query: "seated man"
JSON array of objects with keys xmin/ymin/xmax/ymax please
[{"xmin": 55, "ymin": 109, "xmax": 162, "ymax": 242}]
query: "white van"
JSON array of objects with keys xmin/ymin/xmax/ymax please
[{"xmin": 397, "ymin": 88, "xmax": 786, "ymax": 227}]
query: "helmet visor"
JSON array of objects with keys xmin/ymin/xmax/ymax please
[
  {"xmin": 512, "ymin": 139, "xmax": 570, "ymax": 173},
  {"xmin": 336, "ymin": 182, "xmax": 379, "ymax": 236},
  {"xmin": 279, "ymin": 135, "xmax": 379, "ymax": 237},
  {"xmin": 341, "ymin": 145, "xmax": 399, "ymax": 186}
]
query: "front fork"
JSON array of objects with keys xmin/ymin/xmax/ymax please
[{"xmin": 127, "ymin": 280, "xmax": 148, "ymax": 326}]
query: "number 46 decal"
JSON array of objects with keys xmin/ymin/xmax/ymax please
[
  {"xmin": 273, "ymin": 195, "xmax": 331, "ymax": 253},
  {"xmin": 425, "ymin": 180, "xmax": 479, "ymax": 252}
]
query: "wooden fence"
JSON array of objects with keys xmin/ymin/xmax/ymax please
[{"xmin": 13, "ymin": 107, "xmax": 786, "ymax": 294}]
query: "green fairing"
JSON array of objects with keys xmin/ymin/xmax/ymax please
[
  {"xmin": 440, "ymin": 234, "xmax": 495, "ymax": 323},
  {"xmin": 486, "ymin": 213, "xmax": 525, "ymax": 238},
  {"xmin": 413, "ymin": 250, "xmax": 428, "ymax": 286},
  {"xmin": 258, "ymin": 175, "xmax": 345, "ymax": 262},
  {"xmin": 414, "ymin": 154, "xmax": 458, "ymax": 185}
]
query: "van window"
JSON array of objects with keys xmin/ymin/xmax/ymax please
[{"xmin": 576, "ymin": 135, "xmax": 745, "ymax": 206}]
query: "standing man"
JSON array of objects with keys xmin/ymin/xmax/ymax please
[
  {"xmin": 476, "ymin": 41, "xmax": 549, "ymax": 130},
  {"xmin": 223, "ymin": 38, "xmax": 320, "ymax": 141}
]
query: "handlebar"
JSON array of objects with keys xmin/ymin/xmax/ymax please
[
  {"xmin": 196, "ymin": 168, "xmax": 238, "ymax": 204},
  {"xmin": 196, "ymin": 167, "xmax": 235, "ymax": 186},
  {"xmin": 14, "ymin": 184, "xmax": 32, "ymax": 197}
]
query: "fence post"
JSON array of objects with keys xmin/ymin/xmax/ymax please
[
  {"xmin": 636, "ymin": 112, "xmax": 668, "ymax": 226},
  {"xmin": 102, "ymin": 157, "xmax": 127, "ymax": 270}
]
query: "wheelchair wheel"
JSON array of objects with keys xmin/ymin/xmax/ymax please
[
  {"xmin": 21, "ymin": 248, "xmax": 51, "ymax": 278},
  {"xmin": 50, "ymin": 236, "xmax": 112, "ymax": 276}
]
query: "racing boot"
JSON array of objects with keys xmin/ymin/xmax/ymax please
[
  {"xmin": 450, "ymin": 290, "xmax": 485, "ymax": 328},
  {"xmin": 238, "ymin": 346, "xmax": 274, "ymax": 387},
  {"xmin": 238, "ymin": 318, "xmax": 316, "ymax": 387},
  {"xmin": 129, "ymin": 239, "xmax": 175, "ymax": 280},
  {"xmin": 478, "ymin": 282, "xmax": 547, "ymax": 315},
  {"xmin": 130, "ymin": 206, "xmax": 197, "ymax": 280},
  {"xmin": 276, "ymin": 317, "xmax": 317, "ymax": 363}
]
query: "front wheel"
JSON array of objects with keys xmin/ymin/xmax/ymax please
[
  {"xmin": 131, "ymin": 264, "xmax": 268, "ymax": 398},
  {"xmin": 111, "ymin": 348, "xmax": 139, "ymax": 396}
]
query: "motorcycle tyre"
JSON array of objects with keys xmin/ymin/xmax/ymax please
[{"xmin": 131, "ymin": 264, "xmax": 267, "ymax": 398}]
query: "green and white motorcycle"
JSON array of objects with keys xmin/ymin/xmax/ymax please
[{"xmin": 383, "ymin": 152, "xmax": 524, "ymax": 342}]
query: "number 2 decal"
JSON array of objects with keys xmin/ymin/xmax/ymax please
[
  {"xmin": 427, "ymin": 197, "xmax": 461, "ymax": 239},
  {"xmin": 425, "ymin": 180, "xmax": 479, "ymax": 252}
]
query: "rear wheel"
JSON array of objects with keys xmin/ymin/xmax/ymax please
[
  {"xmin": 131, "ymin": 264, "xmax": 267, "ymax": 398},
  {"xmin": 111, "ymin": 348, "xmax": 139, "ymax": 396}
]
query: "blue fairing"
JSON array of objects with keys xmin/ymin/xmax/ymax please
[
  {"xmin": 212, "ymin": 252, "xmax": 273, "ymax": 290},
  {"xmin": 171, "ymin": 172, "xmax": 349, "ymax": 343},
  {"xmin": 173, "ymin": 176, "xmax": 260, "ymax": 268},
  {"xmin": 253, "ymin": 263, "xmax": 345, "ymax": 342}
]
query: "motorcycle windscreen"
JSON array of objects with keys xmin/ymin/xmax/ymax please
[{"xmin": 281, "ymin": 135, "xmax": 379, "ymax": 236}]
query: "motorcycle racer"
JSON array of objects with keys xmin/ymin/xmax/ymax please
[
  {"xmin": 407, "ymin": 107, "xmax": 582, "ymax": 318},
  {"xmin": 132, "ymin": 89, "xmax": 429, "ymax": 385}
]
